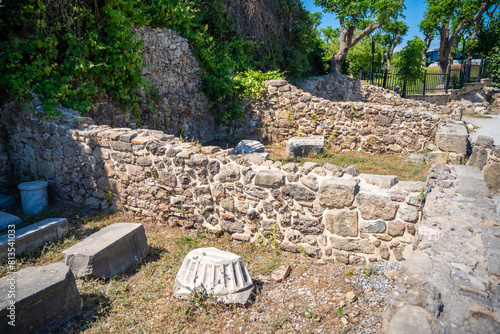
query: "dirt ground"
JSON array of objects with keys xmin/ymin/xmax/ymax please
[{"xmin": 1, "ymin": 205, "xmax": 401, "ymax": 334}]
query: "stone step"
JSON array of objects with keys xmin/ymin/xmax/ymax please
[
  {"xmin": 0, "ymin": 218, "xmax": 68, "ymax": 258},
  {"xmin": 63, "ymin": 223, "xmax": 150, "ymax": 278},
  {"xmin": 0, "ymin": 262, "xmax": 81, "ymax": 333}
]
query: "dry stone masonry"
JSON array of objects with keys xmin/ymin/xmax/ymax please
[
  {"xmin": 246, "ymin": 76, "xmax": 461, "ymax": 154},
  {"xmin": 6, "ymin": 107, "xmax": 426, "ymax": 264}
]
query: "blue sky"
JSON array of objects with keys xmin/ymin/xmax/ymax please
[{"xmin": 302, "ymin": 0, "xmax": 441, "ymax": 51}]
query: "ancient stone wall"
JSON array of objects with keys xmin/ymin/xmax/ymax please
[
  {"xmin": 247, "ymin": 79, "xmax": 458, "ymax": 154},
  {"xmin": 85, "ymin": 27, "xmax": 215, "ymax": 143},
  {"xmin": 6, "ymin": 106, "xmax": 425, "ymax": 264},
  {"xmin": 0, "ymin": 101, "xmax": 14, "ymax": 191},
  {"xmin": 382, "ymin": 165, "xmax": 500, "ymax": 333}
]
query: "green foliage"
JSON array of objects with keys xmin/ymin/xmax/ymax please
[
  {"xmin": 0, "ymin": 0, "xmax": 150, "ymax": 117},
  {"xmin": 345, "ymin": 36, "xmax": 384, "ymax": 75},
  {"xmin": 394, "ymin": 37, "xmax": 426, "ymax": 85},
  {"xmin": 0, "ymin": 0, "xmax": 325, "ymax": 124},
  {"xmin": 488, "ymin": 45, "xmax": 500, "ymax": 88},
  {"xmin": 364, "ymin": 265, "xmax": 376, "ymax": 277},
  {"xmin": 333, "ymin": 306, "xmax": 347, "ymax": 318},
  {"xmin": 378, "ymin": 21, "xmax": 408, "ymax": 68}
]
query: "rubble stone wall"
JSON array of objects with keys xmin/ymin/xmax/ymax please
[
  {"xmin": 5, "ymin": 105, "xmax": 425, "ymax": 264},
  {"xmin": 382, "ymin": 165, "xmax": 500, "ymax": 333},
  {"xmin": 467, "ymin": 136, "xmax": 500, "ymax": 189},
  {"xmin": 85, "ymin": 27, "xmax": 215, "ymax": 143},
  {"xmin": 248, "ymin": 79, "xmax": 457, "ymax": 154}
]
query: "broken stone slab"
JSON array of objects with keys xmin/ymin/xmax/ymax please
[
  {"xmin": 0, "ymin": 218, "xmax": 68, "ymax": 258},
  {"xmin": 359, "ymin": 174, "xmax": 398, "ymax": 189},
  {"xmin": 271, "ymin": 265, "xmax": 291, "ymax": 282},
  {"xmin": 63, "ymin": 223, "xmax": 150, "ymax": 278},
  {"xmin": 392, "ymin": 181, "xmax": 426, "ymax": 193},
  {"xmin": 235, "ymin": 140, "xmax": 265, "ymax": 155},
  {"xmin": 435, "ymin": 123, "xmax": 468, "ymax": 154},
  {"xmin": 285, "ymin": 136, "xmax": 324, "ymax": 158},
  {"xmin": 173, "ymin": 247, "xmax": 254, "ymax": 305},
  {"xmin": 0, "ymin": 212, "xmax": 24, "ymax": 235},
  {"xmin": 0, "ymin": 262, "xmax": 81, "ymax": 334},
  {"xmin": 0, "ymin": 194, "xmax": 15, "ymax": 209}
]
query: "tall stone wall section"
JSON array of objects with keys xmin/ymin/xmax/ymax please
[
  {"xmin": 0, "ymin": 102, "xmax": 13, "ymax": 191},
  {"xmin": 382, "ymin": 165, "xmax": 500, "ymax": 333},
  {"xmin": 467, "ymin": 135, "xmax": 500, "ymax": 189},
  {"xmin": 85, "ymin": 27, "xmax": 215, "ymax": 143},
  {"xmin": 247, "ymin": 79, "xmax": 459, "ymax": 154},
  {"xmin": 6, "ymin": 107, "xmax": 425, "ymax": 264}
]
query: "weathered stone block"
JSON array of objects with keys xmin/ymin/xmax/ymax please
[
  {"xmin": 426, "ymin": 151, "xmax": 449, "ymax": 165},
  {"xmin": 318, "ymin": 179, "xmax": 357, "ymax": 208},
  {"xmin": 0, "ymin": 218, "xmax": 68, "ymax": 258},
  {"xmin": 300, "ymin": 175, "xmax": 319, "ymax": 191},
  {"xmin": 293, "ymin": 217, "xmax": 324, "ymax": 234},
  {"xmin": 0, "ymin": 262, "xmax": 81, "ymax": 333},
  {"xmin": 325, "ymin": 209, "xmax": 358, "ymax": 237},
  {"xmin": 360, "ymin": 219, "xmax": 387, "ymax": 233},
  {"xmin": 254, "ymin": 170, "xmax": 285, "ymax": 187},
  {"xmin": 243, "ymin": 186, "xmax": 269, "ymax": 199},
  {"xmin": 235, "ymin": 140, "xmax": 265, "ymax": 155},
  {"xmin": 435, "ymin": 123, "xmax": 468, "ymax": 154},
  {"xmin": 285, "ymin": 136, "xmax": 324, "ymax": 158},
  {"xmin": 357, "ymin": 192, "xmax": 399, "ymax": 220},
  {"xmin": 475, "ymin": 135, "xmax": 494, "ymax": 148},
  {"xmin": 468, "ymin": 146, "xmax": 488, "ymax": 169},
  {"xmin": 398, "ymin": 204, "xmax": 419, "ymax": 223},
  {"xmin": 388, "ymin": 221, "xmax": 406, "ymax": 237},
  {"xmin": 215, "ymin": 164, "xmax": 240, "ymax": 183},
  {"xmin": 483, "ymin": 162, "xmax": 500, "ymax": 189},
  {"xmin": 281, "ymin": 185, "xmax": 316, "ymax": 201},
  {"xmin": 63, "ymin": 223, "xmax": 150, "ymax": 278},
  {"xmin": 330, "ymin": 237, "xmax": 375, "ymax": 254},
  {"xmin": 360, "ymin": 174, "xmax": 398, "ymax": 189}
]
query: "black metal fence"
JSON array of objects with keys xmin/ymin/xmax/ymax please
[{"xmin": 359, "ymin": 59, "xmax": 490, "ymax": 97}]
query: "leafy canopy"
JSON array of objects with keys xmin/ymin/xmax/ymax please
[{"xmin": 394, "ymin": 37, "xmax": 426, "ymax": 85}]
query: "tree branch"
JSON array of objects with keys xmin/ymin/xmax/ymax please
[
  {"xmin": 351, "ymin": 22, "xmax": 384, "ymax": 46},
  {"xmin": 452, "ymin": 0, "xmax": 491, "ymax": 38}
]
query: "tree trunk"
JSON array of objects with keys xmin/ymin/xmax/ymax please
[
  {"xmin": 330, "ymin": 51, "xmax": 347, "ymax": 74},
  {"xmin": 386, "ymin": 57, "xmax": 391, "ymax": 69}
]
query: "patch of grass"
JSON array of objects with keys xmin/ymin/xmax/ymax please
[
  {"xmin": 267, "ymin": 146, "xmax": 429, "ymax": 181},
  {"xmin": 333, "ymin": 306, "xmax": 347, "ymax": 319},
  {"xmin": 345, "ymin": 269, "xmax": 356, "ymax": 277},
  {"xmin": 364, "ymin": 265, "xmax": 376, "ymax": 277},
  {"xmin": 265, "ymin": 310, "xmax": 289, "ymax": 333}
]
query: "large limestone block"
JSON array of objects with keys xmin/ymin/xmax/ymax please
[
  {"xmin": 359, "ymin": 174, "xmax": 398, "ymax": 189},
  {"xmin": 215, "ymin": 164, "xmax": 241, "ymax": 183},
  {"xmin": 435, "ymin": 123, "xmax": 468, "ymax": 154},
  {"xmin": 324, "ymin": 209, "xmax": 358, "ymax": 237},
  {"xmin": 0, "ymin": 218, "xmax": 68, "ymax": 258},
  {"xmin": 254, "ymin": 170, "xmax": 285, "ymax": 187},
  {"xmin": 63, "ymin": 223, "xmax": 150, "ymax": 278},
  {"xmin": 173, "ymin": 247, "xmax": 254, "ymax": 305},
  {"xmin": 0, "ymin": 262, "xmax": 81, "ymax": 333},
  {"xmin": 329, "ymin": 237, "xmax": 375, "ymax": 254},
  {"xmin": 356, "ymin": 192, "xmax": 399, "ymax": 220},
  {"xmin": 285, "ymin": 136, "xmax": 324, "ymax": 158},
  {"xmin": 318, "ymin": 179, "xmax": 357, "ymax": 208}
]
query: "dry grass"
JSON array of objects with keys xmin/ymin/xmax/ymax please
[
  {"xmin": 268, "ymin": 144, "xmax": 429, "ymax": 182},
  {"xmin": 1, "ymin": 206, "xmax": 396, "ymax": 333}
]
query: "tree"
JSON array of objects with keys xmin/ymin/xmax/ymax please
[
  {"xmin": 420, "ymin": 0, "xmax": 498, "ymax": 74},
  {"xmin": 345, "ymin": 35, "xmax": 383, "ymax": 75},
  {"xmin": 313, "ymin": 0, "xmax": 405, "ymax": 74},
  {"xmin": 379, "ymin": 21, "xmax": 408, "ymax": 68},
  {"xmin": 488, "ymin": 44, "xmax": 500, "ymax": 88},
  {"xmin": 394, "ymin": 37, "xmax": 426, "ymax": 95}
]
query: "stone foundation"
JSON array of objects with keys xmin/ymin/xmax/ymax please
[{"xmin": 5, "ymin": 107, "xmax": 426, "ymax": 264}]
